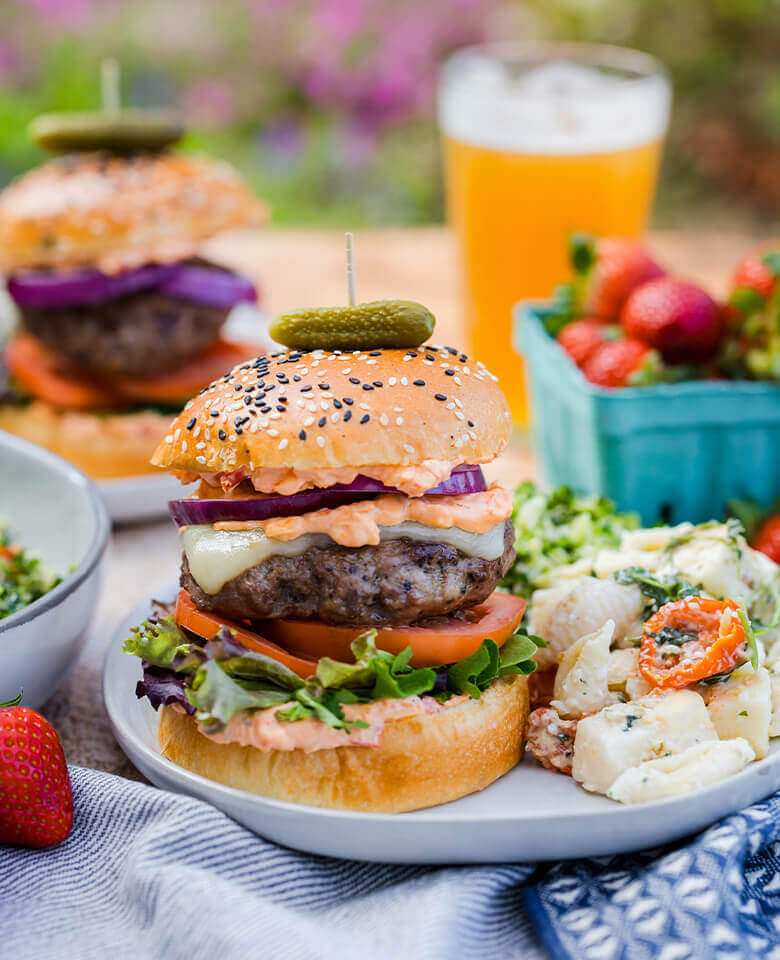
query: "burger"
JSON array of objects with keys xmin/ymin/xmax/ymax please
[
  {"xmin": 0, "ymin": 150, "xmax": 266, "ymax": 479},
  {"xmin": 124, "ymin": 338, "xmax": 535, "ymax": 812}
]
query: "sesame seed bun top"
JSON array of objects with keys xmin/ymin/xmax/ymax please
[
  {"xmin": 151, "ymin": 346, "xmax": 511, "ymax": 474},
  {"xmin": 0, "ymin": 151, "xmax": 267, "ymax": 275}
]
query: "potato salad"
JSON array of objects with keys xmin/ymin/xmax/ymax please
[{"xmin": 505, "ymin": 491, "xmax": 780, "ymax": 804}]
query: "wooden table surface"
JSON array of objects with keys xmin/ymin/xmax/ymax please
[{"xmin": 47, "ymin": 226, "xmax": 761, "ymax": 778}]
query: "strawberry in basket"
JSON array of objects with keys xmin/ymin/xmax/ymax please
[{"xmin": 721, "ymin": 241, "xmax": 780, "ymax": 380}]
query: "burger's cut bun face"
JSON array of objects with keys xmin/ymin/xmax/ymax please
[
  {"xmin": 158, "ymin": 675, "xmax": 527, "ymax": 813},
  {"xmin": 0, "ymin": 152, "xmax": 267, "ymax": 274},
  {"xmin": 152, "ymin": 347, "xmax": 512, "ymax": 473}
]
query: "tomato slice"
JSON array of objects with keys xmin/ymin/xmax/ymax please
[
  {"xmin": 255, "ymin": 592, "xmax": 527, "ymax": 667},
  {"xmin": 111, "ymin": 339, "xmax": 260, "ymax": 404},
  {"xmin": 4, "ymin": 334, "xmax": 125, "ymax": 410},
  {"xmin": 638, "ymin": 596, "xmax": 749, "ymax": 689},
  {"xmin": 175, "ymin": 590, "xmax": 317, "ymax": 679}
]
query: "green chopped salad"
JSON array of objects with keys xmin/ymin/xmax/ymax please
[
  {"xmin": 500, "ymin": 483, "xmax": 639, "ymax": 600},
  {"xmin": 0, "ymin": 524, "xmax": 62, "ymax": 620}
]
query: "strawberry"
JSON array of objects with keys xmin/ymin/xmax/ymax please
[
  {"xmin": 556, "ymin": 319, "xmax": 618, "ymax": 367},
  {"xmin": 731, "ymin": 243, "xmax": 779, "ymax": 302},
  {"xmin": 0, "ymin": 693, "xmax": 73, "ymax": 847},
  {"xmin": 620, "ymin": 277, "xmax": 722, "ymax": 363},
  {"xmin": 565, "ymin": 235, "xmax": 666, "ymax": 321},
  {"xmin": 754, "ymin": 515, "xmax": 780, "ymax": 565},
  {"xmin": 582, "ymin": 338, "xmax": 660, "ymax": 388}
]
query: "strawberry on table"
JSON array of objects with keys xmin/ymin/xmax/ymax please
[
  {"xmin": 620, "ymin": 277, "xmax": 722, "ymax": 363},
  {"xmin": 0, "ymin": 694, "xmax": 73, "ymax": 848},
  {"xmin": 556, "ymin": 319, "xmax": 618, "ymax": 367},
  {"xmin": 564, "ymin": 235, "xmax": 666, "ymax": 322},
  {"xmin": 582, "ymin": 338, "xmax": 660, "ymax": 388}
]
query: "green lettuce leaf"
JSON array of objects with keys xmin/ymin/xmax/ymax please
[
  {"xmin": 187, "ymin": 661, "xmax": 292, "ymax": 733},
  {"xmin": 123, "ymin": 614, "xmax": 193, "ymax": 669},
  {"xmin": 613, "ymin": 567, "xmax": 700, "ymax": 618}
]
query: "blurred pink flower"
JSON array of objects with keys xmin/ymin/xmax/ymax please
[
  {"xmin": 24, "ymin": 0, "xmax": 92, "ymax": 25},
  {"xmin": 182, "ymin": 78, "xmax": 237, "ymax": 128}
]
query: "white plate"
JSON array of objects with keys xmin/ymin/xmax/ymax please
[
  {"xmin": 105, "ymin": 587, "xmax": 780, "ymax": 864},
  {"xmin": 99, "ymin": 472, "xmax": 184, "ymax": 525}
]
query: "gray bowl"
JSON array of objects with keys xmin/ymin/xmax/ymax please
[{"xmin": 0, "ymin": 430, "xmax": 110, "ymax": 708}]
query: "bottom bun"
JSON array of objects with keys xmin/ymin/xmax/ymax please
[
  {"xmin": 0, "ymin": 401, "xmax": 172, "ymax": 479},
  {"xmin": 158, "ymin": 676, "xmax": 529, "ymax": 813}
]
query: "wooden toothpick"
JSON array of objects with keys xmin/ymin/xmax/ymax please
[
  {"xmin": 345, "ymin": 232, "xmax": 356, "ymax": 306},
  {"xmin": 101, "ymin": 58, "xmax": 121, "ymax": 113}
]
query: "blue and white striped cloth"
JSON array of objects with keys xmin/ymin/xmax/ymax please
[{"xmin": 1, "ymin": 768, "xmax": 778, "ymax": 960}]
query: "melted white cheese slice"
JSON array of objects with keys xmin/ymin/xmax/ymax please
[{"xmin": 182, "ymin": 520, "xmax": 507, "ymax": 595}]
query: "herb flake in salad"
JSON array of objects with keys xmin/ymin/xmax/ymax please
[{"xmin": 0, "ymin": 524, "xmax": 61, "ymax": 620}]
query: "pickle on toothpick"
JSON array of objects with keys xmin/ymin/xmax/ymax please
[
  {"xmin": 29, "ymin": 109, "xmax": 185, "ymax": 154},
  {"xmin": 270, "ymin": 300, "xmax": 436, "ymax": 351}
]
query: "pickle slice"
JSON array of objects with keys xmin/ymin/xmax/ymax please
[
  {"xmin": 271, "ymin": 300, "xmax": 435, "ymax": 351},
  {"xmin": 29, "ymin": 109, "xmax": 185, "ymax": 154}
]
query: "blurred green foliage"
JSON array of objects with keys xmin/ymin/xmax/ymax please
[{"xmin": 0, "ymin": 0, "xmax": 777, "ymax": 227}]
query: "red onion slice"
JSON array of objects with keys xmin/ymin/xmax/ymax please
[
  {"xmin": 7, "ymin": 264, "xmax": 179, "ymax": 309},
  {"xmin": 169, "ymin": 464, "xmax": 486, "ymax": 527},
  {"xmin": 7, "ymin": 263, "xmax": 257, "ymax": 311},
  {"xmin": 157, "ymin": 265, "xmax": 257, "ymax": 309}
]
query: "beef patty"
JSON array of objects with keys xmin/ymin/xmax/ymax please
[
  {"xmin": 182, "ymin": 519, "xmax": 516, "ymax": 627},
  {"xmin": 21, "ymin": 292, "xmax": 227, "ymax": 378}
]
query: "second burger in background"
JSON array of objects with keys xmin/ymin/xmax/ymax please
[{"xmin": 0, "ymin": 146, "xmax": 267, "ymax": 479}]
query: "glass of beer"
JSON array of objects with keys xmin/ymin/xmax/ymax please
[{"xmin": 439, "ymin": 44, "xmax": 671, "ymax": 423}]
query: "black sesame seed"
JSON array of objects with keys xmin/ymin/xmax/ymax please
[
  {"xmin": 447, "ymin": 346, "xmax": 458, "ymax": 356},
  {"xmin": 413, "ymin": 379, "xmax": 425, "ymax": 386},
  {"xmin": 343, "ymin": 410, "xmax": 352, "ymax": 422},
  {"xmin": 468, "ymin": 420, "xmax": 475, "ymax": 427},
  {"xmin": 360, "ymin": 414, "xmax": 370, "ymax": 424},
  {"xmin": 343, "ymin": 397, "xmax": 353, "ymax": 405},
  {"xmin": 349, "ymin": 377, "xmax": 360, "ymax": 385},
  {"xmin": 362, "ymin": 383, "xmax": 374, "ymax": 391},
  {"xmin": 243, "ymin": 396, "xmax": 252, "ymax": 406},
  {"xmin": 210, "ymin": 410, "xmax": 220, "ymax": 417},
  {"xmin": 245, "ymin": 384, "xmax": 256, "ymax": 392},
  {"xmin": 427, "ymin": 346, "xmax": 439, "ymax": 352},
  {"xmin": 265, "ymin": 384, "xmax": 276, "ymax": 392},
  {"xmin": 293, "ymin": 375, "xmax": 302, "ymax": 382},
  {"xmin": 445, "ymin": 369, "xmax": 455, "ymax": 376},
  {"xmin": 318, "ymin": 416, "xmax": 326, "ymax": 427},
  {"xmin": 318, "ymin": 383, "xmax": 330, "ymax": 390},
  {"xmin": 460, "ymin": 354, "xmax": 468, "ymax": 363},
  {"xmin": 425, "ymin": 355, "xmax": 435, "ymax": 362},
  {"xmin": 254, "ymin": 397, "xmax": 264, "ymax": 407},
  {"xmin": 234, "ymin": 383, "xmax": 243, "ymax": 392},
  {"xmin": 406, "ymin": 351, "xmax": 418, "ymax": 358},
  {"xmin": 301, "ymin": 385, "xmax": 312, "ymax": 393},
  {"xmin": 278, "ymin": 396, "xmax": 288, "ymax": 403},
  {"xmin": 299, "ymin": 429, "xmax": 307, "ymax": 440},
  {"xmin": 434, "ymin": 393, "xmax": 447, "ymax": 401},
  {"xmin": 218, "ymin": 429, "xmax": 227, "ymax": 440},
  {"xmin": 276, "ymin": 405, "xmax": 285, "ymax": 412},
  {"xmin": 235, "ymin": 428, "xmax": 243, "ymax": 436},
  {"xmin": 372, "ymin": 380, "xmax": 382, "ymax": 388},
  {"xmin": 186, "ymin": 417, "xmax": 196, "ymax": 430},
  {"xmin": 369, "ymin": 350, "xmax": 381, "ymax": 357}
]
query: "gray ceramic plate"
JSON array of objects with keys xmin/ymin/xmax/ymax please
[
  {"xmin": 0, "ymin": 430, "xmax": 110, "ymax": 707},
  {"xmin": 105, "ymin": 585, "xmax": 780, "ymax": 864}
]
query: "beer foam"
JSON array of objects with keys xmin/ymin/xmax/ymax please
[{"xmin": 439, "ymin": 51, "xmax": 671, "ymax": 154}]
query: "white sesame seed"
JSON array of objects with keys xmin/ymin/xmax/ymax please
[
  {"xmin": 205, "ymin": 429, "xmax": 211, "ymax": 440},
  {"xmin": 193, "ymin": 426, "xmax": 201, "ymax": 438},
  {"xmin": 297, "ymin": 400, "xmax": 306, "ymax": 408},
  {"xmin": 331, "ymin": 412, "xmax": 340, "ymax": 423},
  {"xmin": 393, "ymin": 406, "xmax": 403, "ymax": 412},
  {"xmin": 267, "ymin": 428, "xmax": 279, "ymax": 437},
  {"xmin": 366, "ymin": 358, "xmax": 377, "ymax": 365},
  {"xmin": 304, "ymin": 416, "xmax": 315, "ymax": 427},
  {"xmin": 181, "ymin": 440, "xmax": 187, "ymax": 452},
  {"xmin": 396, "ymin": 417, "xmax": 404, "ymax": 426},
  {"xmin": 454, "ymin": 398, "xmax": 463, "ymax": 408},
  {"xmin": 423, "ymin": 359, "xmax": 433, "ymax": 365},
  {"xmin": 380, "ymin": 413, "xmax": 389, "ymax": 426},
  {"xmin": 403, "ymin": 443, "xmax": 414, "ymax": 454},
  {"xmin": 320, "ymin": 400, "xmax": 329, "ymax": 410},
  {"xmin": 454, "ymin": 438, "xmax": 463, "ymax": 449},
  {"xmin": 463, "ymin": 366, "xmax": 470, "ymax": 375},
  {"xmin": 165, "ymin": 435, "xmax": 173, "ymax": 443},
  {"xmin": 400, "ymin": 377, "xmax": 408, "ymax": 386},
  {"xmin": 250, "ymin": 422, "xmax": 258, "ymax": 432},
  {"xmin": 455, "ymin": 411, "xmax": 465, "ymax": 420},
  {"xmin": 343, "ymin": 368, "xmax": 351, "ymax": 374},
  {"xmin": 402, "ymin": 356, "xmax": 411, "ymax": 362},
  {"xmin": 389, "ymin": 377, "xmax": 397, "ymax": 385},
  {"xmin": 316, "ymin": 435, "xmax": 325, "ymax": 448},
  {"xmin": 196, "ymin": 442, "xmax": 206, "ymax": 450},
  {"xmin": 359, "ymin": 402, "xmax": 370, "ymax": 411},
  {"xmin": 229, "ymin": 434, "xmax": 236, "ymax": 442},
  {"xmin": 196, "ymin": 455, "xmax": 206, "ymax": 464},
  {"xmin": 173, "ymin": 428, "xmax": 181, "ymax": 441},
  {"xmin": 446, "ymin": 402, "xmax": 455, "ymax": 410},
  {"xmin": 306, "ymin": 401, "xmax": 317, "ymax": 412},
  {"xmin": 454, "ymin": 377, "xmax": 462, "ymax": 386}
]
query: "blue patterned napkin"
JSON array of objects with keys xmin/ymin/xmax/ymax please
[{"xmin": 1, "ymin": 768, "xmax": 777, "ymax": 960}]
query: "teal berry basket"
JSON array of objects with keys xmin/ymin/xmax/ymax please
[{"xmin": 515, "ymin": 302, "xmax": 780, "ymax": 525}]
